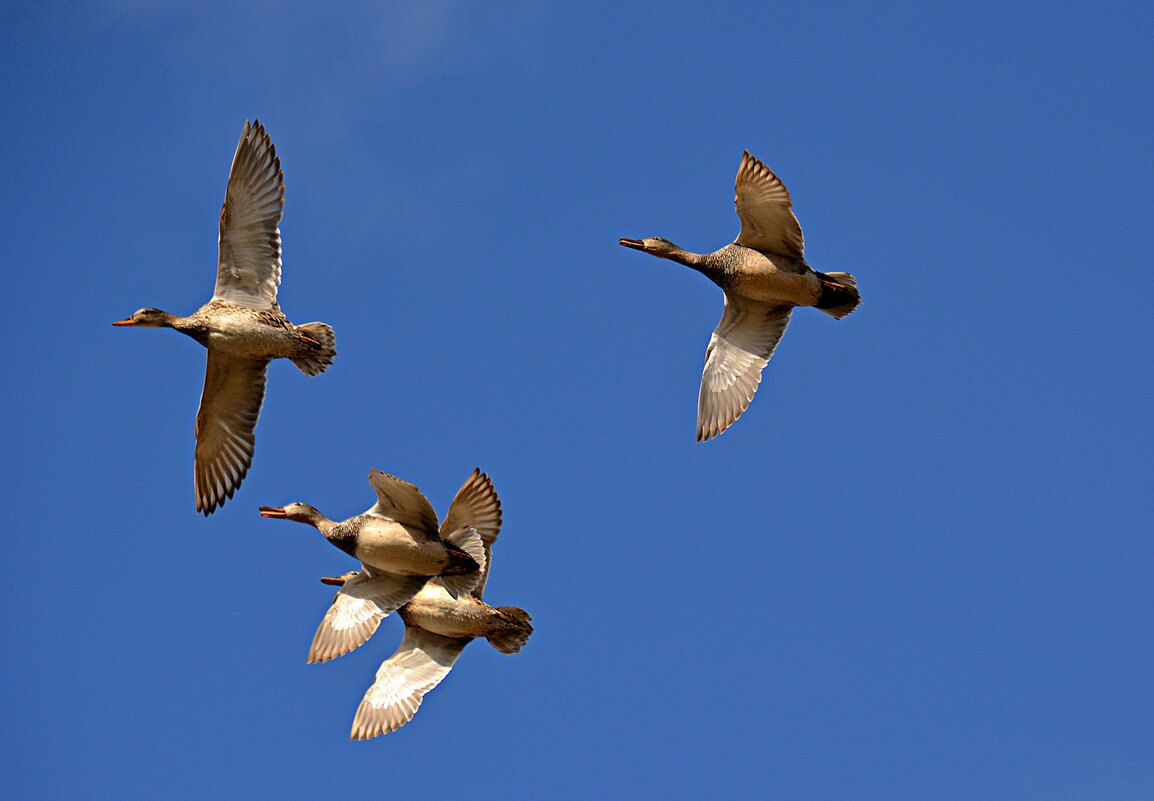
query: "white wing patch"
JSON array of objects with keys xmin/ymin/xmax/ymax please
[
  {"xmin": 213, "ymin": 119, "xmax": 285, "ymax": 310},
  {"xmin": 697, "ymin": 294, "xmax": 792, "ymax": 441},
  {"xmin": 349, "ymin": 627, "xmax": 470, "ymax": 740},
  {"xmin": 308, "ymin": 571, "xmax": 429, "ymax": 664}
]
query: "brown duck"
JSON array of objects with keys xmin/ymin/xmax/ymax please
[
  {"xmin": 114, "ymin": 120, "xmax": 336, "ymax": 514},
  {"xmin": 620, "ymin": 151, "xmax": 859, "ymax": 441},
  {"xmin": 259, "ymin": 468, "xmax": 488, "ymax": 635},
  {"xmin": 307, "ymin": 469, "xmax": 532, "ymax": 740}
]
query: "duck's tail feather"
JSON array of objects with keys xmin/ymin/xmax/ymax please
[
  {"xmin": 487, "ymin": 606, "xmax": 534, "ymax": 654},
  {"xmin": 815, "ymin": 272, "xmax": 860, "ymax": 319},
  {"xmin": 292, "ymin": 322, "xmax": 337, "ymax": 375},
  {"xmin": 437, "ymin": 526, "xmax": 486, "ymax": 599}
]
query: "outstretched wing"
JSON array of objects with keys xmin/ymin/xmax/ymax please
[
  {"xmin": 365, "ymin": 469, "xmax": 439, "ymax": 534},
  {"xmin": 349, "ymin": 627, "xmax": 471, "ymax": 740},
  {"xmin": 213, "ymin": 119, "xmax": 284, "ymax": 311},
  {"xmin": 440, "ymin": 469, "xmax": 502, "ymax": 544},
  {"xmin": 733, "ymin": 151, "xmax": 805, "ymax": 260},
  {"xmin": 440, "ymin": 469, "xmax": 503, "ymax": 599},
  {"xmin": 697, "ymin": 293, "xmax": 792, "ymax": 441},
  {"xmin": 308, "ymin": 570, "xmax": 430, "ymax": 664},
  {"xmin": 194, "ymin": 352, "xmax": 268, "ymax": 514}
]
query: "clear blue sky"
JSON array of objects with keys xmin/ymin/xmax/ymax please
[{"xmin": 3, "ymin": 2, "xmax": 1153, "ymax": 799}]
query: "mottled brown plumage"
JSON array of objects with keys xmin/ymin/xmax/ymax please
[
  {"xmin": 258, "ymin": 468, "xmax": 489, "ymax": 653},
  {"xmin": 305, "ymin": 470, "xmax": 533, "ymax": 740},
  {"xmin": 620, "ymin": 151, "xmax": 859, "ymax": 441},
  {"xmin": 114, "ymin": 120, "xmax": 336, "ymax": 514}
]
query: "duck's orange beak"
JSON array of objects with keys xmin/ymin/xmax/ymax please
[
  {"xmin": 619, "ymin": 237, "xmax": 645, "ymax": 250},
  {"xmin": 320, "ymin": 576, "xmax": 348, "ymax": 586},
  {"xmin": 258, "ymin": 506, "xmax": 287, "ymax": 518},
  {"xmin": 112, "ymin": 318, "xmax": 137, "ymax": 326}
]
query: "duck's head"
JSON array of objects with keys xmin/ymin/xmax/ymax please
[
  {"xmin": 619, "ymin": 236, "xmax": 681, "ymax": 258},
  {"xmin": 113, "ymin": 308, "xmax": 173, "ymax": 328},
  {"xmin": 258, "ymin": 502, "xmax": 326, "ymax": 526},
  {"xmin": 320, "ymin": 571, "xmax": 360, "ymax": 586}
]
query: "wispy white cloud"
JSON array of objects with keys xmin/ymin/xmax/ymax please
[{"xmin": 91, "ymin": 0, "xmax": 548, "ymax": 89}]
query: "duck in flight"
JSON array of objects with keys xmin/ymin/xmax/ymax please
[
  {"xmin": 258, "ymin": 468, "xmax": 489, "ymax": 643},
  {"xmin": 114, "ymin": 120, "xmax": 336, "ymax": 514},
  {"xmin": 305, "ymin": 469, "xmax": 533, "ymax": 740},
  {"xmin": 620, "ymin": 151, "xmax": 859, "ymax": 441}
]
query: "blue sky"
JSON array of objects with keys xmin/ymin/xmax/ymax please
[{"xmin": 3, "ymin": 1, "xmax": 1153, "ymax": 798}]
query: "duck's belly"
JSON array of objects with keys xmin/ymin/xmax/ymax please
[
  {"xmin": 196, "ymin": 303, "xmax": 299, "ymax": 359},
  {"xmin": 727, "ymin": 254, "xmax": 821, "ymax": 306},
  {"xmin": 356, "ymin": 524, "xmax": 448, "ymax": 576},
  {"xmin": 205, "ymin": 330, "xmax": 298, "ymax": 359},
  {"xmin": 401, "ymin": 589, "xmax": 491, "ymax": 638}
]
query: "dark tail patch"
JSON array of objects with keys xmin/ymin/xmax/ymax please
[
  {"xmin": 488, "ymin": 606, "xmax": 534, "ymax": 654},
  {"xmin": 441, "ymin": 544, "xmax": 480, "ymax": 575},
  {"xmin": 292, "ymin": 322, "xmax": 337, "ymax": 375},
  {"xmin": 815, "ymin": 271, "xmax": 861, "ymax": 319}
]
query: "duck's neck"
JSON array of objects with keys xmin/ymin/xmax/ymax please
[
  {"xmin": 658, "ymin": 243, "xmax": 727, "ymax": 282},
  {"xmin": 304, "ymin": 511, "xmax": 338, "ymax": 538},
  {"xmin": 166, "ymin": 313, "xmax": 211, "ymax": 345},
  {"xmin": 659, "ymin": 242, "xmax": 707, "ymax": 269}
]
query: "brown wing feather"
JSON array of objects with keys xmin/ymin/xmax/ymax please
[
  {"xmin": 194, "ymin": 352, "xmax": 268, "ymax": 514},
  {"xmin": 365, "ymin": 469, "xmax": 440, "ymax": 535},
  {"xmin": 440, "ymin": 469, "xmax": 504, "ymax": 599},
  {"xmin": 733, "ymin": 151, "xmax": 805, "ymax": 259}
]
